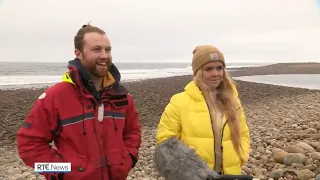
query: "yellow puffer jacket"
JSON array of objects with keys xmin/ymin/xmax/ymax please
[{"xmin": 156, "ymin": 81, "xmax": 250, "ymax": 175}]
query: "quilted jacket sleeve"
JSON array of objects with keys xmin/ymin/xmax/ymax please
[{"xmin": 156, "ymin": 94, "xmax": 182, "ymax": 145}]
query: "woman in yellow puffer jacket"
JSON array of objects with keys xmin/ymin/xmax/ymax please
[{"xmin": 154, "ymin": 45, "xmax": 251, "ymax": 180}]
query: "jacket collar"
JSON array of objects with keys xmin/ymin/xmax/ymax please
[
  {"xmin": 184, "ymin": 81, "xmax": 206, "ymax": 102},
  {"xmin": 67, "ymin": 58, "xmax": 121, "ymax": 89},
  {"xmin": 62, "ymin": 58, "xmax": 127, "ymax": 99}
]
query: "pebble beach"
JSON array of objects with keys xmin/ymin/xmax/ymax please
[{"xmin": 0, "ymin": 63, "xmax": 320, "ymax": 180}]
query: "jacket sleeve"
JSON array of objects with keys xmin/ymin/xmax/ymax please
[
  {"xmin": 154, "ymin": 137, "xmax": 221, "ymax": 180},
  {"xmin": 123, "ymin": 93, "xmax": 142, "ymax": 168},
  {"xmin": 156, "ymin": 94, "xmax": 182, "ymax": 145},
  {"xmin": 16, "ymin": 90, "xmax": 64, "ymax": 179},
  {"xmin": 238, "ymin": 100, "xmax": 251, "ymax": 165}
]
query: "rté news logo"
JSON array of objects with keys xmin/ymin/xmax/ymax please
[{"xmin": 34, "ymin": 163, "xmax": 71, "ymax": 173}]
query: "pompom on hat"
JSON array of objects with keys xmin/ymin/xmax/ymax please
[{"xmin": 191, "ymin": 45, "xmax": 225, "ymax": 75}]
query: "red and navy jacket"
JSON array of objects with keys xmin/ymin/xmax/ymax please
[{"xmin": 16, "ymin": 59, "xmax": 142, "ymax": 180}]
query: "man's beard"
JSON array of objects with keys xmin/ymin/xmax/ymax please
[
  {"xmin": 82, "ymin": 57, "xmax": 111, "ymax": 78},
  {"xmin": 89, "ymin": 64, "xmax": 108, "ymax": 77}
]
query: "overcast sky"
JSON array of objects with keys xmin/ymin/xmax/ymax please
[{"xmin": 0, "ymin": 0, "xmax": 320, "ymax": 63}]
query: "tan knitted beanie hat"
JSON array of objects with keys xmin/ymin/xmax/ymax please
[{"xmin": 192, "ymin": 45, "xmax": 225, "ymax": 75}]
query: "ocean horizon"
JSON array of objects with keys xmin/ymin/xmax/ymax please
[
  {"xmin": 0, "ymin": 61, "xmax": 270, "ymax": 88},
  {"xmin": 1, "ymin": 61, "xmax": 319, "ymax": 91}
]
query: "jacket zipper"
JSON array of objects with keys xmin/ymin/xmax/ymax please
[
  {"xmin": 92, "ymin": 96, "xmax": 105, "ymax": 180},
  {"xmin": 98, "ymin": 102, "xmax": 105, "ymax": 180},
  {"xmin": 218, "ymin": 121, "xmax": 228, "ymax": 174},
  {"xmin": 206, "ymin": 103, "xmax": 218, "ymax": 172},
  {"xmin": 205, "ymin": 101, "xmax": 228, "ymax": 173},
  {"xmin": 212, "ymin": 121, "xmax": 216, "ymax": 170}
]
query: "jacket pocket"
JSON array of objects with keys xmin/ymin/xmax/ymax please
[
  {"xmin": 107, "ymin": 148, "xmax": 132, "ymax": 180},
  {"xmin": 63, "ymin": 154, "xmax": 103, "ymax": 180}
]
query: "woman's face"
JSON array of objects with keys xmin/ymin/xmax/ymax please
[{"xmin": 201, "ymin": 61, "xmax": 224, "ymax": 90}]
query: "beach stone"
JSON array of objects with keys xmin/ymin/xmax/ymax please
[
  {"xmin": 283, "ymin": 153, "xmax": 307, "ymax": 166},
  {"xmin": 285, "ymin": 145, "xmax": 306, "ymax": 155},
  {"xmin": 6, "ymin": 168, "xmax": 22, "ymax": 176},
  {"xmin": 311, "ymin": 134, "xmax": 320, "ymax": 141},
  {"xmin": 316, "ymin": 174, "xmax": 320, "ymax": 180},
  {"xmin": 254, "ymin": 154, "xmax": 262, "ymax": 160},
  {"xmin": 272, "ymin": 149, "xmax": 288, "ymax": 164},
  {"xmin": 257, "ymin": 175, "xmax": 267, "ymax": 179},
  {"xmin": 296, "ymin": 142, "xmax": 316, "ymax": 153},
  {"xmin": 310, "ymin": 152, "xmax": 320, "ymax": 161},
  {"xmin": 0, "ymin": 147, "xmax": 5, "ymax": 154},
  {"xmin": 9, "ymin": 173, "xmax": 29, "ymax": 180},
  {"xmin": 296, "ymin": 169, "xmax": 315, "ymax": 180},
  {"xmin": 304, "ymin": 164, "xmax": 317, "ymax": 171},
  {"xmin": 257, "ymin": 146, "xmax": 266, "ymax": 153},
  {"xmin": 286, "ymin": 175, "xmax": 295, "ymax": 180},
  {"xmin": 252, "ymin": 167, "xmax": 265, "ymax": 176},
  {"xmin": 315, "ymin": 168, "xmax": 320, "ymax": 175},
  {"xmin": 305, "ymin": 128, "xmax": 316, "ymax": 133},
  {"xmin": 309, "ymin": 141, "xmax": 320, "ymax": 149},
  {"xmin": 292, "ymin": 163, "xmax": 304, "ymax": 169},
  {"xmin": 269, "ymin": 169, "xmax": 285, "ymax": 179},
  {"xmin": 242, "ymin": 166, "xmax": 253, "ymax": 175},
  {"xmin": 26, "ymin": 177, "xmax": 37, "ymax": 180},
  {"xmin": 305, "ymin": 158, "xmax": 314, "ymax": 165}
]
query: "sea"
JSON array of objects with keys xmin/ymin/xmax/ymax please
[
  {"xmin": 0, "ymin": 62, "xmax": 270, "ymax": 89},
  {"xmin": 233, "ymin": 74, "xmax": 320, "ymax": 90}
]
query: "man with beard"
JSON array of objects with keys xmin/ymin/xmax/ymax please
[{"xmin": 16, "ymin": 24, "xmax": 142, "ymax": 180}]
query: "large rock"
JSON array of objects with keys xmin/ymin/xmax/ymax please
[
  {"xmin": 283, "ymin": 153, "xmax": 307, "ymax": 166},
  {"xmin": 296, "ymin": 169, "xmax": 315, "ymax": 180},
  {"xmin": 284, "ymin": 145, "xmax": 306, "ymax": 155},
  {"xmin": 272, "ymin": 149, "xmax": 288, "ymax": 164},
  {"xmin": 296, "ymin": 142, "xmax": 316, "ymax": 153}
]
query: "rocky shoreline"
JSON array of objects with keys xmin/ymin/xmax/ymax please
[{"xmin": 0, "ymin": 63, "xmax": 320, "ymax": 180}]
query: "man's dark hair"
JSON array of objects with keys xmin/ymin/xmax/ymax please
[{"xmin": 74, "ymin": 22, "xmax": 106, "ymax": 52}]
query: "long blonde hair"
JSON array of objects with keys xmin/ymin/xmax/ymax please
[{"xmin": 193, "ymin": 68, "xmax": 245, "ymax": 162}]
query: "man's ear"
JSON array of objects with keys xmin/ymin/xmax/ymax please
[{"xmin": 74, "ymin": 49, "xmax": 83, "ymax": 59}]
